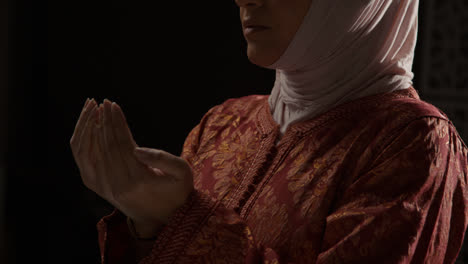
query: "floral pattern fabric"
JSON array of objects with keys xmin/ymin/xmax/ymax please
[{"xmin": 97, "ymin": 87, "xmax": 468, "ymax": 264}]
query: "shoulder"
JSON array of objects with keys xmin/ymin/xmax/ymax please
[
  {"xmin": 384, "ymin": 96, "xmax": 448, "ymax": 120},
  {"xmin": 367, "ymin": 89, "xmax": 448, "ymax": 123},
  {"xmin": 322, "ymin": 88, "xmax": 451, "ymax": 140},
  {"xmin": 188, "ymin": 95, "xmax": 267, "ymax": 144},
  {"xmin": 359, "ymin": 92, "xmax": 450, "ymax": 135},
  {"xmin": 344, "ymin": 92, "xmax": 467, "ymax": 188},
  {"xmin": 335, "ymin": 89, "xmax": 467, "ymax": 159},
  {"xmin": 182, "ymin": 94, "xmax": 268, "ymax": 155},
  {"xmin": 201, "ymin": 94, "xmax": 268, "ymax": 125},
  {"xmin": 208, "ymin": 94, "xmax": 268, "ymax": 115},
  {"xmin": 364, "ymin": 94, "xmax": 467, "ymax": 154}
]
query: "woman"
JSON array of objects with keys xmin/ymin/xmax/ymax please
[{"xmin": 70, "ymin": 0, "xmax": 468, "ymax": 263}]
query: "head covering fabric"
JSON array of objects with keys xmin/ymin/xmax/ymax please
[{"xmin": 266, "ymin": 0, "xmax": 419, "ymax": 134}]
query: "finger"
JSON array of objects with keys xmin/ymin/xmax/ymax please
[
  {"xmin": 97, "ymin": 104, "xmax": 104, "ymax": 127},
  {"xmin": 95, "ymin": 103, "xmax": 103, "ymax": 127},
  {"xmin": 103, "ymin": 99, "xmax": 117, "ymax": 153},
  {"xmin": 110, "ymin": 102, "xmax": 141, "ymax": 174},
  {"xmin": 93, "ymin": 123, "xmax": 105, "ymax": 166},
  {"xmin": 78, "ymin": 104, "xmax": 99, "ymax": 187},
  {"xmin": 76, "ymin": 99, "xmax": 98, "ymax": 149},
  {"xmin": 94, "ymin": 106, "xmax": 104, "ymax": 158},
  {"xmin": 111, "ymin": 102, "xmax": 137, "ymax": 154},
  {"xmin": 73, "ymin": 98, "xmax": 92, "ymax": 137},
  {"xmin": 86, "ymin": 106, "xmax": 101, "ymax": 159},
  {"xmin": 102, "ymin": 99, "xmax": 130, "ymax": 180},
  {"xmin": 98, "ymin": 104, "xmax": 106, "ymax": 154},
  {"xmin": 70, "ymin": 98, "xmax": 93, "ymax": 146},
  {"xmin": 97, "ymin": 104, "xmax": 111, "ymax": 181},
  {"xmin": 72, "ymin": 99, "xmax": 97, "ymax": 156},
  {"xmin": 77, "ymin": 103, "xmax": 98, "ymax": 155},
  {"xmin": 134, "ymin": 148, "xmax": 191, "ymax": 180},
  {"xmin": 91, "ymin": 122, "xmax": 109, "ymax": 194},
  {"xmin": 107, "ymin": 102, "xmax": 152, "ymax": 183}
]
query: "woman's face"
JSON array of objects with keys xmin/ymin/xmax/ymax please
[{"xmin": 235, "ymin": 0, "xmax": 312, "ymax": 67}]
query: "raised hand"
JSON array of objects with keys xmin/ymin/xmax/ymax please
[{"xmin": 70, "ymin": 98, "xmax": 194, "ymax": 238}]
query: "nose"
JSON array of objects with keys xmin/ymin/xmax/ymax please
[{"xmin": 234, "ymin": 0, "xmax": 262, "ymax": 8}]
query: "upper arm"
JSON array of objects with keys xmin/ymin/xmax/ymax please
[{"xmin": 317, "ymin": 117, "xmax": 468, "ymax": 264}]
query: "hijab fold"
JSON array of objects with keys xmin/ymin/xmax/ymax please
[{"xmin": 266, "ymin": 0, "xmax": 419, "ymax": 134}]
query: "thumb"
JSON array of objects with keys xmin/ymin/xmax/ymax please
[{"xmin": 134, "ymin": 147, "xmax": 190, "ymax": 179}]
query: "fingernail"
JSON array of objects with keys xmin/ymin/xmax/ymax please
[{"xmin": 89, "ymin": 99, "xmax": 96, "ymax": 108}]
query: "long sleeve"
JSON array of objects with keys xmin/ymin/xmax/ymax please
[
  {"xmin": 97, "ymin": 99, "xmax": 468, "ymax": 263},
  {"xmin": 96, "ymin": 104, "xmax": 288, "ymax": 264},
  {"xmin": 97, "ymin": 188, "xmax": 281, "ymax": 264},
  {"xmin": 131, "ymin": 117, "xmax": 466, "ymax": 264},
  {"xmin": 316, "ymin": 117, "xmax": 468, "ymax": 264}
]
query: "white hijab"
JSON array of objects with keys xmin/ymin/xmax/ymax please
[{"xmin": 265, "ymin": 0, "xmax": 419, "ymax": 134}]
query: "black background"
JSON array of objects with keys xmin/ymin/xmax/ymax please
[
  {"xmin": 9, "ymin": 1, "xmax": 275, "ymax": 263},
  {"xmin": 7, "ymin": 0, "xmax": 461, "ymax": 263}
]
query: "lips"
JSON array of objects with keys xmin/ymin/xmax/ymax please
[
  {"xmin": 243, "ymin": 26, "xmax": 269, "ymax": 35},
  {"xmin": 245, "ymin": 25, "xmax": 269, "ymax": 30},
  {"xmin": 242, "ymin": 18, "xmax": 271, "ymax": 36}
]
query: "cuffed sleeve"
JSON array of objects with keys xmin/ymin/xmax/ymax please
[
  {"xmin": 97, "ymin": 188, "xmax": 291, "ymax": 264},
  {"xmin": 97, "ymin": 209, "xmax": 136, "ymax": 264}
]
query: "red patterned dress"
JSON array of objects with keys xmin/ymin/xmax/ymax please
[{"xmin": 97, "ymin": 87, "xmax": 468, "ymax": 264}]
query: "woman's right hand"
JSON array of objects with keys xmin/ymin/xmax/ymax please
[{"xmin": 69, "ymin": 98, "xmax": 194, "ymax": 238}]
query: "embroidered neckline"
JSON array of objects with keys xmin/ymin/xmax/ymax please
[{"xmin": 257, "ymin": 87, "xmax": 420, "ymax": 139}]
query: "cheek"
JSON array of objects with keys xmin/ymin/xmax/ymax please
[{"xmin": 245, "ymin": 31, "xmax": 286, "ymax": 66}]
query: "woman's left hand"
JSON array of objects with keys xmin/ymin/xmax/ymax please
[{"xmin": 71, "ymin": 98, "xmax": 194, "ymax": 238}]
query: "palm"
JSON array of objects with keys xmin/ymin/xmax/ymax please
[{"xmin": 70, "ymin": 99, "xmax": 194, "ymax": 228}]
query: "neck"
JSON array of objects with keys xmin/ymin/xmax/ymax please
[{"xmin": 265, "ymin": 0, "xmax": 419, "ymax": 133}]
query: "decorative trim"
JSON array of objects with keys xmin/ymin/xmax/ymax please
[{"xmin": 140, "ymin": 189, "xmax": 218, "ymax": 264}]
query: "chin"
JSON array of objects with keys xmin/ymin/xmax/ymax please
[{"xmin": 246, "ymin": 44, "xmax": 279, "ymax": 68}]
